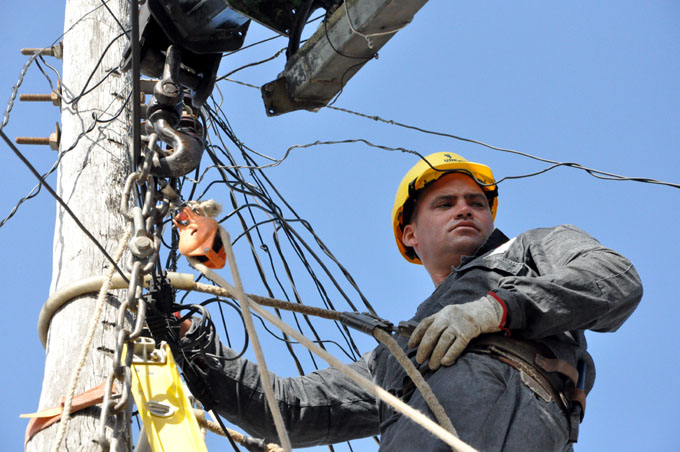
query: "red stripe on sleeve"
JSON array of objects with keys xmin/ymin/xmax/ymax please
[{"xmin": 488, "ymin": 291, "xmax": 511, "ymax": 336}]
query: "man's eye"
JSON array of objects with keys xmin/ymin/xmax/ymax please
[{"xmin": 436, "ymin": 203, "xmax": 451, "ymax": 209}]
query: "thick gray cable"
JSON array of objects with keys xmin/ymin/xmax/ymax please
[{"xmin": 38, "ymin": 272, "xmax": 196, "ymax": 347}]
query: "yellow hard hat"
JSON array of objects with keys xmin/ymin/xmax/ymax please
[{"xmin": 392, "ymin": 152, "xmax": 498, "ymax": 264}]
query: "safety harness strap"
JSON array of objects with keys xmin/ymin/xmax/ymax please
[
  {"xmin": 468, "ymin": 334, "xmax": 586, "ymax": 443},
  {"xmin": 22, "ymin": 382, "xmax": 113, "ymax": 446}
]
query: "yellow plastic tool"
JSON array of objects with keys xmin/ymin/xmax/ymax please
[{"xmin": 129, "ymin": 337, "xmax": 208, "ymax": 452}]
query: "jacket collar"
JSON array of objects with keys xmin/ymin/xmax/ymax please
[
  {"xmin": 457, "ymin": 228, "xmax": 510, "ymax": 267},
  {"xmin": 476, "ymin": 228, "xmax": 510, "ymax": 256}
]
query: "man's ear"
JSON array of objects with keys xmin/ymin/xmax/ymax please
[{"xmin": 402, "ymin": 223, "xmax": 417, "ymax": 248}]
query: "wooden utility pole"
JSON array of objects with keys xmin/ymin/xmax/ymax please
[{"xmin": 27, "ymin": 0, "xmax": 133, "ymax": 450}]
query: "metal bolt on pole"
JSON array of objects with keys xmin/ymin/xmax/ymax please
[
  {"xmin": 15, "ymin": 123, "xmax": 61, "ymax": 150},
  {"xmin": 21, "ymin": 41, "xmax": 63, "ymax": 58},
  {"xmin": 20, "ymin": 92, "xmax": 61, "ymax": 106}
]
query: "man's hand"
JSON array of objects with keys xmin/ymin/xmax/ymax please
[
  {"xmin": 408, "ymin": 295, "xmax": 504, "ymax": 370},
  {"xmin": 179, "ymin": 318, "xmax": 192, "ymax": 338}
]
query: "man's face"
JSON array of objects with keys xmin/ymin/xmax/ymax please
[{"xmin": 402, "ymin": 173, "xmax": 494, "ymax": 271}]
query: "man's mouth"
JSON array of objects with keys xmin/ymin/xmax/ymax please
[{"xmin": 452, "ymin": 221, "xmax": 478, "ymax": 231}]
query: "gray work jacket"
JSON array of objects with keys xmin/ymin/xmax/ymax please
[{"xmin": 179, "ymin": 225, "xmax": 642, "ymax": 448}]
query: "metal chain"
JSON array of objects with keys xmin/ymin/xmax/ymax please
[{"xmin": 96, "ymin": 132, "xmax": 170, "ymax": 450}]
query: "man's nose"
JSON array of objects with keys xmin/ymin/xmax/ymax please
[{"xmin": 455, "ymin": 204, "xmax": 473, "ymax": 218}]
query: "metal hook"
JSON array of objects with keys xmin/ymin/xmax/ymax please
[
  {"xmin": 146, "ymin": 45, "xmax": 205, "ymax": 177},
  {"xmin": 149, "ymin": 115, "xmax": 204, "ymax": 177}
]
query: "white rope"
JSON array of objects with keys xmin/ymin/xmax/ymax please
[
  {"xmin": 343, "ymin": 0, "xmax": 408, "ymax": 49},
  {"xmin": 192, "ymin": 234, "xmax": 478, "ymax": 452},
  {"xmin": 189, "ymin": 226, "xmax": 293, "ymax": 452},
  {"xmin": 50, "ymin": 227, "xmax": 131, "ymax": 452},
  {"xmin": 187, "ymin": 199, "xmax": 222, "ymax": 218}
]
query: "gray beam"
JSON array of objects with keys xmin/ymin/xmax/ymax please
[{"xmin": 261, "ymin": 0, "xmax": 428, "ymax": 116}]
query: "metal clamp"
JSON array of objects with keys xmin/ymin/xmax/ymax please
[{"xmin": 340, "ymin": 312, "xmax": 418, "ymax": 338}]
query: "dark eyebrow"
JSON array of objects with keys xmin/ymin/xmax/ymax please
[
  {"xmin": 466, "ymin": 193, "xmax": 489, "ymax": 206},
  {"xmin": 425, "ymin": 193, "xmax": 488, "ymax": 212},
  {"xmin": 466, "ymin": 193, "xmax": 487, "ymax": 202},
  {"xmin": 428, "ymin": 194, "xmax": 458, "ymax": 206}
]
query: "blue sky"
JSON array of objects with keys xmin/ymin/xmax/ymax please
[{"xmin": 1, "ymin": 1, "xmax": 679, "ymax": 451}]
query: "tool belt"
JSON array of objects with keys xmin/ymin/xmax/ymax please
[{"xmin": 467, "ymin": 334, "xmax": 586, "ymax": 443}]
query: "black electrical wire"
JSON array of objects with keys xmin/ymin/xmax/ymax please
[
  {"xmin": 217, "ymin": 48, "xmax": 286, "ymax": 81},
  {"xmin": 0, "ymin": 109, "xmax": 103, "ymax": 228},
  {"xmin": 98, "ymin": 0, "xmax": 126, "ymax": 34},
  {"xmin": 204, "ymin": 116, "xmax": 337, "ymax": 369},
  {"xmin": 129, "ymin": 0, "xmax": 142, "ymax": 176},
  {"xmin": 63, "ymin": 30, "xmax": 128, "ymax": 106},
  {"xmin": 214, "ymin": 413, "xmax": 244, "ymax": 452},
  {"xmin": 205, "ymin": 104, "xmax": 374, "ymax": 319},
  {"xmin": 0, "ymin": 130, "xmax": 129, "ymax": 283},
  {"xmin": 204, "ymin": 106, "xmax": 366, "ymax": 360},
  {"xmin": 271, "ymin": 222, "xmax": 362, "ymax": 360},
  {"xmin": 225, "ymin": 35, "xmax": 281, "ymax": 56},
  {"xmin": 214, "ymin": 294, "xmax": 234, "ymax": 348},
  {"xmin": 211, "ymin": 125, "xmax": 378, "ymax": 316},
  {"xmin": 92, "ymin": 90, "xmax": 132, "ymax": 123},
  {"xmin": 221, "ymin": 12, "xmax": 324, "ymax": 58},
  {"xmin": 221, "ymin": 159, "xmax": 315, "ymax": 374},
  {"xmin": 270, "ymin": 227, "xmax": 341, "ymax": 367},
  {"xmin": 322, "ymin": 9, "xmax": 377, "ymax": 61},
  {"xmin": 198, "ymin": 297, "xmax": 249, "ymax": 359},
  {"xmin": 208, "ymin": 58, "xmax": 679, "ymax": 192},
  {"xmin": 327, "ymin": 59, "xmax": 371, "ymax": 107},
  {"xmin": 203, "ymin": 143, "xmax": 312, "ymax": 374},
  {"xmin": 227, "ymin": 298, "xmax": 358, "ymax": 361}
]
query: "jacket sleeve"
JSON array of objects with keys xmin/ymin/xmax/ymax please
[
  {"xmin": 492, "ymin": 224, "xmax": 643, "ymax": 339},
  {"xmin": 177, "ymin": 322, "xmax": 380, "ymax": 448}
]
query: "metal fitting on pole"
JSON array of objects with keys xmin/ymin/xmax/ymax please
[
  {"xmin": 19, "ymin": 93, "xmax": 60, "ymax": 106},
  {"xmin": 15, "ymin": 123, "xmax": 61, "ymax": 151},
  {"xmin": 20, "ymin": 80, "xmax": 62, "ymax": 107},
  {"xmin": 21, "ymin": 41, "xmax": 63, "ymax": 59}
]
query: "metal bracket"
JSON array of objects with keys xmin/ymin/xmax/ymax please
[{"xmin": 261, "ymin": 77, "xmax": 328, "ymax": 116}]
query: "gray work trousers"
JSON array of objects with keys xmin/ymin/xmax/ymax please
[{"xmin": 379, "ymin": 353, "xmax": 574, "ymax": 452}]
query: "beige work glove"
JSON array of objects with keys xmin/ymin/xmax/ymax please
[{"xmin": 408, "ymin": 295, "xmax": 504, "ymax": 370}]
